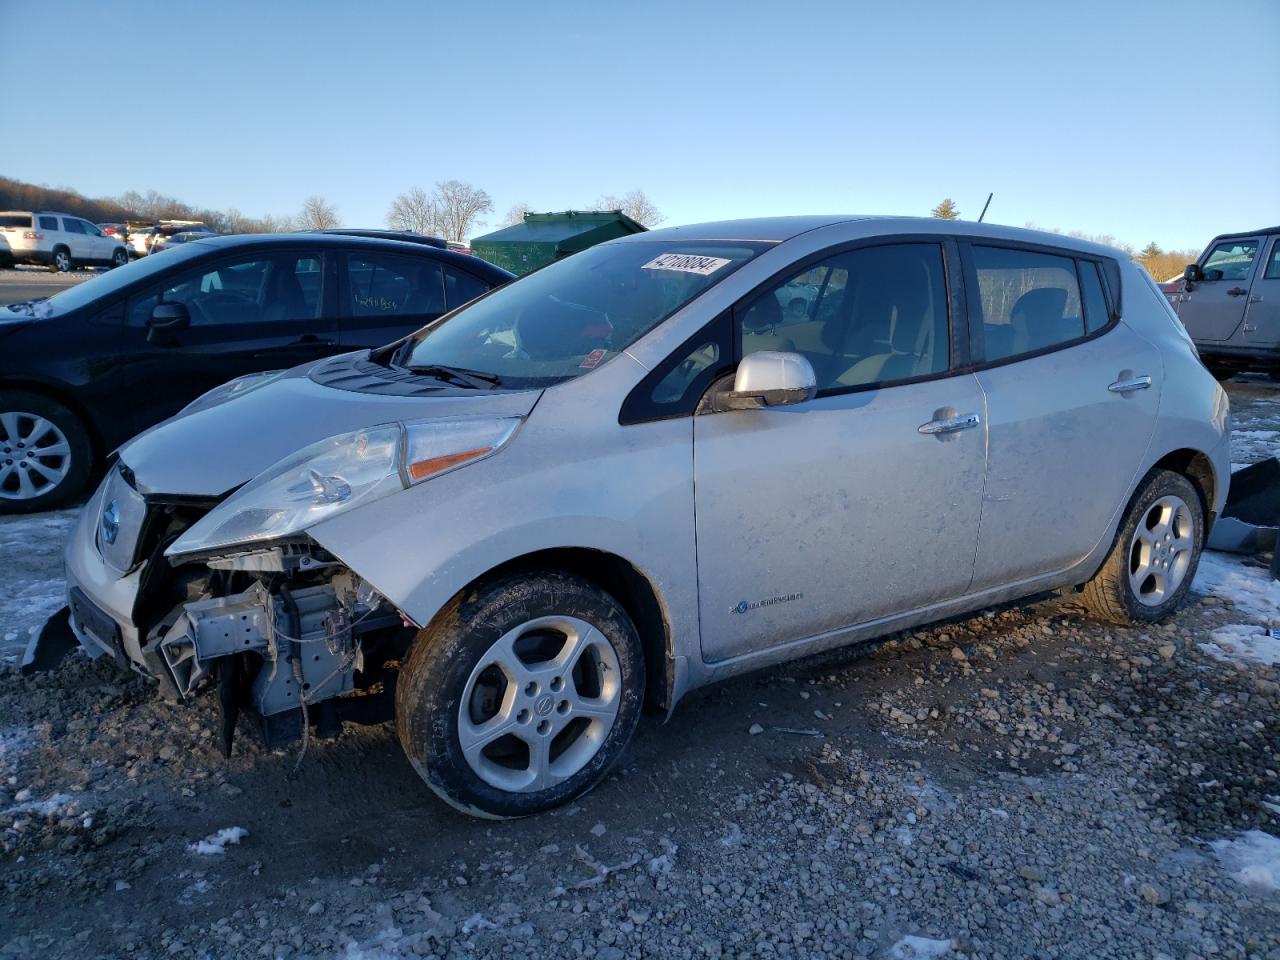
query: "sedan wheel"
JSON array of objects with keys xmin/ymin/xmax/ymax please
[
  {"xmin": 0, "ymin": 391, "xmax": 94, "ymax": 513},
  {"xmin": 1080, "ymin": 469, "xmax": 1204, "ymax": 624},
  {"xmin": 396, "ymin": 569, "xmax": 644, "ymax": 818}
]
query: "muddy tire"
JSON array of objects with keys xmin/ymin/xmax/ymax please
[
  {"xmin": 0, "ymin": 390, "xmax": 94, "ymax": 513},
  {"xmin": 395, "ymin": 569, "xmax": 645, "ymax": 819},
  {"xmin": 1080, "ymin": 469, "xmax": 1204, "ymax": 626}
]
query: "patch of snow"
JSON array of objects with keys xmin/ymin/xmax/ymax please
[
  {"xmin": 1193, "ymin": 551, "xmax": 1280, "ymax": 622},
  {"xmin": 189, "ymin": 826, "xmax": 248, "ymax": 855},
  {"xmin": 460, "ymin": 913, "xmax": 497, "ymax": 934},
  {"xmin": 1212, "ymin": 830, "xmax": 1280, "ymax": 892},
  {"xmin": 1231, "ymin": 431, "xmax": 1280, "ymax": 463},
  {"xmin": 341, "ymin": 927, "xmax": 412, "ymax": 959},
  {"xmin": 4, "ymin": 791, "xmax": 73, "ymax": 817},
  {"xmin": 888, "ymin": 935, "xmax": 954, "ymax": 959},
  {"xmin": 1199, "ymin": 623, "xmax": 1280, "ymax": 666}
]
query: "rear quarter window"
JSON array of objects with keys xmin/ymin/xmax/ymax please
[{"xmin": 0, "ymin": 214, "xmax": 32, "ymax": 228}]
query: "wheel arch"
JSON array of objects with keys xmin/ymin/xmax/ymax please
[
  {"xmin": 452, "ymin": 547, "xmax": 675, "ymax": 714},
  {"xmin": 0, "ymin": 377, "xmax": 106, "ymax": 459},
  {"xmin": 1150, "ymin": 447, "xmax": 1218, "ymax": 528}
]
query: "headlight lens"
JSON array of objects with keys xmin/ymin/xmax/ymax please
[
  {"xmin": 180, "ymin": 370, "xmax": 285, "ymax": 417},
  {"xmin": 166, "ymin": 417, "xmax": 521, "ymax": 558}
]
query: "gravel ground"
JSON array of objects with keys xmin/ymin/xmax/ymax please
[{"xmin": 1, "ymin": 379, "xmax": 1279, "ymax": 960}]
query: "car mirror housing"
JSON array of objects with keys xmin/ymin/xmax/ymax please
[
  {"xmin": 149, "ymin": 301, "xmax": 190, "ymax": 331},
  {"xmin": 1183, "ymin": 264, "xmax": 1203, "ymax": 289},
  {"xmin": 723, "ymin": 351, "xmax": 817, "ymax": 410}
]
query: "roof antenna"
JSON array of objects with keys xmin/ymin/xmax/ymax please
[{"xmin": 977, "ymin": 192, "xmax": 993, "ymax": 223}]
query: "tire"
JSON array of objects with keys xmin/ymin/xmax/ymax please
[
  {"xmin": 49, "ymin": 247, "xmax": 72, "ymax": 273},
  {"xmin": 1208, "ymin": 365, "xmax": 1238, "ymax": 382},
  {"xmin": 1080, "ymin": 469, "xmax": 1204, "ymax": 626},
  {"xmin": 0, "ymin": 391, "xmax": 94, "ymax": 513},
  {"xmin": 111, "ymin": 247, "xmax": 128, "ymax": 269},
  {"xmin": 396, "ymin": 569, "xmax": 645, "ymax": 819}
]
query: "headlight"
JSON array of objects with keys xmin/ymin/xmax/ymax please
[
  {"xmin": 180, "ymin": 370, "xmax": 285, "ymax": 417},
  {"xmin": 166, "ymin": 417, "xmax": 521, "ymax": 558}
]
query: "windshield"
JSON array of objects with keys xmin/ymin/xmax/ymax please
[
  {"xmin": 29, "ymin": 241, "xmax": 214, "ymax": 313},
  {"xmin": 401, "ymin": 241, "xmax": 766, "ymax": 387}
]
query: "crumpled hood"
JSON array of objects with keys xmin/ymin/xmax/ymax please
[{"xmin": 120, "ymin": 364, "xmax": 541, "ymax": 497}]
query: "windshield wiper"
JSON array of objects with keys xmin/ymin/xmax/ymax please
[{"xmin": 404, "ymin": 363, "xmax": 502, "ymax": 388}]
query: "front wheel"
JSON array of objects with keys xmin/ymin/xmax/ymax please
[
  {"xmin": 111, "ymin": 248, "xmax": 128, "ymax": 268},
  {"xmin": 395, "ymin": 569, "xmax": 645, "ymax": 819},
  {"xmin": 0, "ymin": 391, "xmax": 94, "ymax": 512},
  {"xmin": 1080, "ymin": 469, "xmax": 1204, "ymax": 625}
]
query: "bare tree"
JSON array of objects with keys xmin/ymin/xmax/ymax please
[
  {"xmin": 503, "ymin": 202, "xmax": 532, "ymax": 226},
  {"xmin": 930, "ymin": 198, "xmax": 960, "ymax": 220},
  {"xmin": 598, "ymin": 189, "xmax": 664, "ymax": 227},
  {"xmin": 386, "ymin": 187, "xmax": 436, "ymax": 234},
  {"xmin": 429, "ymin": 180, "xmax": 494, "ymax": 241},
  {"xmin": 297, "ymin": 194, "xmax": 339, "ymax": 230}
]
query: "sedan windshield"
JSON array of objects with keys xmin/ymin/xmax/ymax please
[{"xmin": 401, "ymin": 241, "xmax": 766, "ymax": 387}]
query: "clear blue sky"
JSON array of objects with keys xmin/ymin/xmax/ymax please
[{"xmin": 2, "ymin": 0, "xmax": 1277, "ymax": 249}]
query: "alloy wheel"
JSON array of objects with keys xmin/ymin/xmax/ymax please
[
  {"xmin": 0, "ymin": 411, "xmax": 73, "ymax": 501},
  {"xmin": 458, "ymin": 615, "xmax": 621, "ymax": 793},
  {"xmin": 1128, "ymin": 494, "xmax": 1195, "ymax": 606}
]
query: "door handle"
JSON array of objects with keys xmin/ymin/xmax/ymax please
[
  {"xmin": 289, "ymin": 335, "xmax": 333, "ymax": 346},
  {"xmin": 1108, "ymin": 375, "xmax": 1152, "ymax": 394},
  {"xmin": 1227, "ymin": 287, "xmax": 1249, "ymax": 297},
  {"xmin": 918, "ymin": 412, "xmax": 981, "ymax": 435}
]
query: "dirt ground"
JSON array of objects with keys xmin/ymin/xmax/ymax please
[{"xmin": 1, "ymin": 379, "xmax": 1278, "ymax": 960}]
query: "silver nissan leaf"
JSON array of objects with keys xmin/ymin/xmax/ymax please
[{"xmin": 55, "ymin": 216, "xmax": 1230, "ymax": 818}]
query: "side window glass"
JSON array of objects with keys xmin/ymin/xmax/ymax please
[
  {"xmin": 738, "ymin": 243, "xmax": 949, "ymax": 392},
  {"xmin": 442, "ymin": 264, "xmax": 489, "ymax": 310},
  {"xmin": 619, "ymin": 314, "xmax": 732, "ymax": 424},
  {"xmin": 80, "ymin": 220, "xmax": 101, "ymax": 236},
  {"xmin": 62, "ymin": 218, "xmax": 85, "ymax": 234},
  {"xmin": 1201, "ymin": 240, "xmax": 1257, "ymax": 281},
  {"xmin": 347, "ymin": 254, "xmax": 443, "ymax": 316},
  {"xmin": 972, "ymin": 246, "xmax": 1084, "ymax": 362},
  {"xmin": 1264, "ymin": 240, "xmax": 1280, "ymax": 280},
  {"xmin": 1080, "ymin": 261, "xmax": 1111, "ymax": 334},
  {"xmin": 38, "ymin": 216, "xmax": 58, "ymax": 231},
  {"xmin": 128, "ymin": 257, "xmax": 300, "ymax": 327},
  {"xmin": 651, "ymin": 340, "xmax": 721, "ymax": 405}
]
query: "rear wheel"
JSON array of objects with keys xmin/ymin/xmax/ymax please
[
  {"xmin": 0, "ymin": 391, "xmax": 93, "ymax": 513},
  {"xmin": 395, "ymin": 569, "xmax": 645, "ymax": 818},
  {"xmin": 49, "ymin": 247, "xmax": 72, "ymax": 273},
  {"xmin": 1208, "ymin": 365, "xmax": 1238, "ymax": 382},
  {"xmin": 1080, "ymin": 469, "xmax": 1204, "ymax": 625}
]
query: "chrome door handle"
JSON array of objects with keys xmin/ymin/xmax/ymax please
[
  {"xmin": 918, "ymin": 412, "xmax": 981, "ymax": 435},
  {"xmin": 1108, "ymin": 375, "xmax": 1152, "ymax": 394}
]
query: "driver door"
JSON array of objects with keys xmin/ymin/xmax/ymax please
[
  {"xmin": 116, "ymin": 251, "xmax": 338, "ymax": 432},
  {"xmin": 1176, "ymin": 236, "xmax": 1262, "ymax": 342}
]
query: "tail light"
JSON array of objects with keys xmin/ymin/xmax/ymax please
[{"xmin": 22, "ymin": 231, "xmax": 44, "ymax": 240}]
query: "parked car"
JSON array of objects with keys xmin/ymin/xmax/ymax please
[
  {"xmin": 46, "ymin": 217, "xmax": 1228, "ymax": 818},
  {"xmin": 312, "ymin": 228, "xmax": 447, "ymax": 249},
  {"xmin": 1170, "ymin": 226, "xmax": 1280, "ymax": 380},
  {"xmin": 150, "ymin": 229, "xmax": 219, "ymax": 253},
  {"xmin": 0, "ymin": 211, "xmax": 129, "ymax": 271},
  {"xmin": 0, "ymin": 233, "xmax": 512, "ymax": 510}
]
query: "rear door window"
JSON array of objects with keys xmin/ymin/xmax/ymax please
[
  {"xmin": 970, "ymin": 246, "xmax": 1085, "ymax": 362},
  {"xmin": 1201, "ymin": 239, "xmax": 1258, "ymax": 281},
  {"xmin": 345, "ymin": 253, "xmax": 445, "ymax": 317},
  {"xmin": 38, "ymin": 216, "xmax": 58, "ymax": 231}
]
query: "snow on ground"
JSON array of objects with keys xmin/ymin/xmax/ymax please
[
  {"xmin": 887, "ymin": 936, "xmax": 954, "ymax": 959},
  {"xmin": 189, "ymin": 826, "xmax": 249, "ymax": 855},
  {"xmin": 1192, "ymin": 550, "xmax": 1280, "ymax": 622},
  {"xmin": 1199, "ymin": 623, "xmax": 1280, "ymax": 666},
  {"xmin": 0, "ymin": 509, "xmax": 77, "ymax": 664},
  {"xmin": 1212, "ymin": 830, "xmax": 1280, "ymax": 892}
]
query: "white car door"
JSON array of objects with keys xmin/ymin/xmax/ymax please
[
  {"xmin": 962, "ymin": 244, "xmax": 1161, "ymax": 590},
  {"xmin": 79, "ymin": 219, "xmax": 113, "ymax": 261},
  {"xmin": 692, "ymin": 241, "xmax": 987, "ymax": 663},
  {"xmin": 59, "ymin": 217, "xmax": 92, "ymax": 260}
]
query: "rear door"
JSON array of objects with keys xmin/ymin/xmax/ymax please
[
  {"xmin": 1176, "ymin": 236, "xmax": 1262, "ymax": 341},
  {"xmin": 116, "ymin": 249, "xmax": 338, "ymax": 432},
  {"xmin": 1238, "ymin": 236, "xmax": 1280, "ymax": 348},
  {"xmin": 963, "ymin": 244, "xmax": 1161, "ymax": 589},
  {"xmin": 338, "ymin": 250, "xmax": 447, "ymax": 348}
]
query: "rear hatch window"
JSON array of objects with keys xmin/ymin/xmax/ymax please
[{"xmin": 0, "ymin": 214, "xmax": 33, "ymax": 229}]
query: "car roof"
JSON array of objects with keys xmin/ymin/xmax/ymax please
[
  {"xmin": 184, "ymin": 232, "xmax": 515, "ymax": 279},
  {"xmin": 617, "ymin": 215, "xmax": 1132, "ymax": 259},
  {"xmin": 1210, "ymin": 226, "xmax": 1280, "ymax": 242}
]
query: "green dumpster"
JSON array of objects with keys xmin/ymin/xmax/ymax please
[{"xmin": 471, "ymin": 210, "xmax": 647, "ymax": 277}]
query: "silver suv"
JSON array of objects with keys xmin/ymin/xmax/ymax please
[
  {"xmin": 1169, "ymin": 226, "xmax": 1280, "ymax": 380},
  {"xmin": 54, "ymin": 217, "xmax": 1229, "ymax": 818},
  {"xmin": 0, "ymin": 211, "xmax": 129, "ymax": 271}
]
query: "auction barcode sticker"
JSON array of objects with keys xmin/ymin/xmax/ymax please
[{"xmin": 641, "ymin": 253, "xmax": 733, "ymax": 276}]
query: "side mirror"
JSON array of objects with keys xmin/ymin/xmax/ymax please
[
  {"xmin": 1183, "ymin": 264, "xmax": 1203, "ymax": 288},
  {"xmin": 148, "ymin": 301, "xmax": 190, "ymax": 331},
  {"xmin": 722, "ymin": 351, "xmax": 816, "ymax": 410}
]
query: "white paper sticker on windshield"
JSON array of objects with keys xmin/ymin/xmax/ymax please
[{"xmin": 642, "ymin": 253, "xmax": 733, "ymax": 276}]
